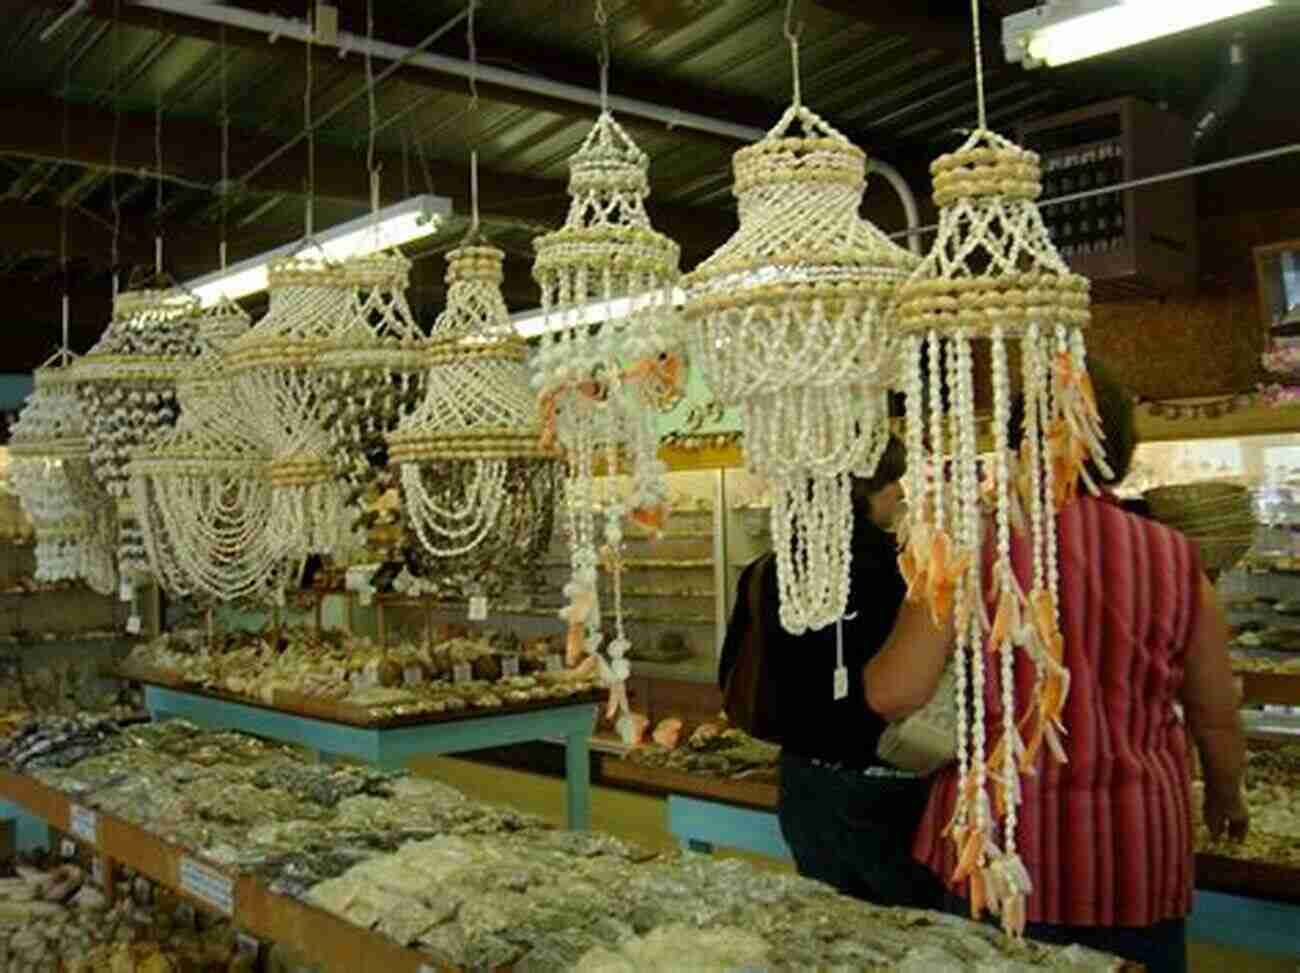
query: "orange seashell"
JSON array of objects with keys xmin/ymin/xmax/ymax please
[
  {"xmin": 565, "ymin": 623, "xmax": 586, "ymax": 666},
  {"xmin": 605, "ymin": 681, "xmax": 630, "ymax": 720},
  {"xmin": 898, "ymin": 543, "xmax": 927, "ymax": 603},
  {"xmin": 989, "ymin": 589, "xmax": 1019, "ymax": 654},
  {"xmin": 969, "ymin": 869, "xmax": 987, "ymax": 921},
  {"xmin": 951, "ymin": 825, "xmax": 985, "ymax": 884},
  {"xmin": 630, "ymin": 503, "xmax": 669, "ymax": 535},
  {"xmin": 652, "ymin": 717, "xmax": 683, "ymax": 749},
  {"xmin": 1040, "ymin": 665, "xmax": 1068, "ymax": 723},
  {"xmin": 1019, "ymin": 712, "xmax": 1044, "ymax": 773},
  {"xmin": 1004, "ymin": 893, "xmax": 1027, "ymax": 939}
]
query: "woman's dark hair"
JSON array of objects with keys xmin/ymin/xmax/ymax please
[
  {"xmin": 852, "ymin": 435, "xmax": 906, "ymax": 497},
  {"xmin": 1007, "ymin": 357, "xmax": 1136, "ymax": 485}
]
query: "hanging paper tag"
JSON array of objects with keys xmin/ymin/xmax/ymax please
[
  {"xmin": 403, "ymin": 665, "xmax": 425, "ymax": 687},
  {"xmin": 468, "ymin": 595, "xmax": 488, "ymax": 621},
  {"xmin": 69, "ymin": 805, "xmax": 98, "ymax": 844},
  {"xmin": 179, "ymin": 857, "xmax": 234, "ymax": 917},
  {"xmin": 545, "ymin": 654, "xmax": 564, "ymax": 674},
  {"xmin": 126, "ymin": 615, "xmax": 142, "ymax": 635},
  {"xmin": 501, "ymin": 655, "xmax": 520, "ymax": 678},
  {"xmin": 453, "ymin": 662, "xmax": 473, "ymax": 685},
  {"xmin": 119, "ymin": 578, "xmax": 133, "ymax": 603},
  {"xmin": 833, "ymin": 666, "xmax": 848, "ymax": 701}
]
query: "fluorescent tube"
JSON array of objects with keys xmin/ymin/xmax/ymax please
[
  {"xmin": 1020, "ymin": 0, "xmax": 1273, "ymax": 68},
  {"xmin": 512, "ymin": 287, "xmax": 687, "ymax": 338},
  {"xmin": 187, "ymin": 194, "xmax": 452, "ymax": 307}
]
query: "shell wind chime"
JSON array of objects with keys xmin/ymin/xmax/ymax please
[
  {"xmin": 682, "ymin": 37, "xmax": 917, "ymax": 635},
  {"xmin": 892, "ymin": 9, "xmax": 1106, "ymax": 931},
  {"xmin": 530, "ymin": 106, "xmax": 685, "ymax": 731},
  {"xmin": 8, "ymin": 357, "xmax": 117, "ymax": 594},
  {"xmin": 129, "ymin": 301, "xmax": 293, "ymax": 603},
  {"xmin": 74, "ymin": 283, "xmax": 204, "ymax": 580},
  {"xmin": 388, "ymin": 241, "xmax": 559, "ymax": 594}
]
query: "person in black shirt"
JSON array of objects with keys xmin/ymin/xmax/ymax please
[{"xmin": 718, "ymin": 437, "xmax": 943, "ymax": 909}]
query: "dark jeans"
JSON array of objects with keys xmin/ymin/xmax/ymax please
[
  {"xmin": 943, "ymin": 893, "xmax": 1188, "ymax": 973},
  {"xmin": 777, "ymin": 751, "xmax": 943, "ymax": 910}
]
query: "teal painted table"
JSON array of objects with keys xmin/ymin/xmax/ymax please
[
  {"xmin": 144, "ymin": 685, "xmax": 599, "ymax": 830},
  {"xmin": 667, "ymin": 794, "xmax": 791, "ymax": 859},
  {"xmin": 0, "ymin": 798, "xmax": 50, "ymax": 852}
]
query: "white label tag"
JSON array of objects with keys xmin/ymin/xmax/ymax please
[
  {"xmin": 69, "ymin": 805, "xmax": 97, "ymax": 844},
  {"xmin": 545, "ymin": 654, "xmax": 564, "ymax": 673},
  {"xmin": 236, "ymin": 933, "xmax": 259, "ymax": 958},
  {"xmin": 833, "ymin": 666, "xmax": 848, "ymax": 701},
  {"xmin": 126, "ymin": 615, "xmax": 142, "ymax": 635},
  {"xmin": 61, "ymin": 838, "xmax": 76, "ymax": 859},
  {"xmin": 119, "ymin": 578, "xmax": 133, "ymax": 602},
  {"xmin": 179, "ymin": 857, "xmax": 234, "ymax": 917},
  {"xmin": 453, "ymin": 662, "xmax": 473, "ymax": 684},
  {"xmin": 501, "ymin": 655, "xmax": 520, "ymax": 678},
  {"xmin": 468, "ymin": 595, "xmax": 488, "ymax": 621},
  {"xmin": 403, "ymin": 665, "xmax": 424, "ymax": 687}
]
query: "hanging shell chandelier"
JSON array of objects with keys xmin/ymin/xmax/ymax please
[
  {"xmin": 129, "ymin": 301, "xmax": 293, "ymax": 603},
  {"xmin": 531, "ymin": 110, "xmax": 685, "ymax": 727},
  {"xmin": 388, "ymin": 242, "xmax": 559, "ymax": 595},
  {"xmin": 682, "ymin": 98, "xmax": 917, "ymax": 635},
  {"xmin": 893, "ymin": 127, "xmax": 1103, "ymax": 934},
  {"xmin": 222, "ymin": 251, "xmax": 430, "ymax": 562},
  {"xmin": 74, "ymin": 282, "xmax": 203, "ymax": 581},
  {"xmin": 8, "ymin": 357, "xmax": 118, "ymax": 594}
]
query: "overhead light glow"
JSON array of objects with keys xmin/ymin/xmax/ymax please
[
  {"xmin": 1005, "ymin": 0, "xmax": 1274, "ymax": 69},
  {"xmin": 512, "ymin": 287, "xmax": 687, "ymax": 338},
  {"xmin": 187, "ymin": 194, "xmax": 452, "ymax": 307}
]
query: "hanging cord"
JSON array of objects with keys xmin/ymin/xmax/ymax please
[
  {"xmin": 303, "ymin": 0, "xmax": 315, "ymax": 239},
  {"xmin": 464, "ymin": 0, "xmax": 482, "ymax": 241},
  {"xmin": 219, "ymin": 23, "xmax": 229, "ymax": 271},
  {"xmin": 154, "ymin": 11, "xmax": 164, "ymax": 279},
  {"xmin": 59, "ymin": 48, "xmax": 71, "ymax": 363},
  {"xmin": 970, "ymin": 0, "xmax": 987, "ymax": 130},
  {"xmin": 784, "ymin": 0, "xmax": 803, "ymax": 108},
  {"xmin": 365, "ymin": 0, "xmax": 381, "ymax": 220},
  {"xmin": 109, "ymin": 0, "xmax": 121, "ymax": 297},
  {"xmin": 594, "ymin": 0, "xmax": 610, "ymax": 114}
]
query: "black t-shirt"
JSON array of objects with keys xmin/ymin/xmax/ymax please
[{"xmin": 718, "ymin": 516, "xmax": 904, "ymax": 769}]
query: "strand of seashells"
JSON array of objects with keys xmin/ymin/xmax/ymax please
[
  {"xmin": 7, "ymin": 355, "xmax": 117, "ymax": 594},
  {"xmin": 893, "ymin": 127, "xmax": 1103, "ymax": 936},
  {"xmin": 73, "ymin": 281, "xmax": 204, "ymax": 583},
  {"xmin": 531, "ymin": 110, "xmax": 685, "ymax": 728},
  {"xmin": 389, "ymin": 241, "xmax": 560, "ymax": 594},
  {"xmin": 129, "ymin": 300, "xmax": 296, "ymax": 603},
  {"xmin": 683, "ymin": 101, "xmax": 917, "ymax": 635}
]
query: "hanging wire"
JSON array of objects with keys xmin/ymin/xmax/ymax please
[
  {"xmin": 465, "ymin": 0, "xmax": 482, "ymax": 239},
  {"xmin": 594, "ymin": 0, "xmax": 610, "ymax": 114},
  {"xmin": 970, "ymin": 0, "xmax": 987, "ymax": 130},
  {"xmin": 109, "ymin": 0, "xmax": 122, "ymax": 297},
  {"xmin": 219, "ymin": 23, "xmax": 229, "ymax": 270},
  {"xmin": 59, "ymin": 43, "xmax": 71, "ymax": 363},
  {"xmin": 154, "ymin": 9, "xmax": 164, "ymax": 278},
  {"xmin": 303, "ymin": 0, "xmax": 315, "ymax": 239},
  {"xmin": 784, "ymin": 0, "xmax": 803, "ymax": 108},
  {"xmin": 365, "ymin": 0, "xmax": 381, "ymax": 219}
]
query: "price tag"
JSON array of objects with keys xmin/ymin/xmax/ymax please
[
  {"xmin": 833, "ymin": 666, "xmax": 848, "ymax": 702},
  {"xmin": 403, "ymin": 665, "xmax": 425, "ymax": 687},
  {"xmin": 236, "ymin": 933, "xmax": 260, "ymax": 958},
  {"xmin": 453, "ymin": 662, "xmax": 473, "ymax": 684},
  {"xmin": 69, "ymin": 805, "xmax": 98, "ymax": 844},
  {"xmin": 126, "ymin": 615, "xmax": 142, "ymax": 635},
  {"xmin": 60, "ymin": 839, "xmax": 76, "ymax": 859},
  {"xmin": 545, "ymin": 654, "xmax": 564, "ymax": 674},
  {"xmin": 468, "ymin": 595, "xmax": 488, "ymax": 621},
  {"xmin": 501, "ymin": 655, "xmax": 520, "ymax": 678},
  {"xmin": 179, "ymin": 857, "xmax": 234, "ymax": 917},
  {"xmin": 119, "ymin": 578, "xmax": 133, "ymax": 603}
]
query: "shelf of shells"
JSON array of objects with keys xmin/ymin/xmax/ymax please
[
  {"xmin": 368, "ymin": 469, "xmax": 729, "ymax": 684},
  {"xmin": 1194, "ymin": 740, "xmax": 1300, "ymax": 902},
  {"xmin": 1220, "ymin": 529, "xmax": 1300, "ymax": 709}
]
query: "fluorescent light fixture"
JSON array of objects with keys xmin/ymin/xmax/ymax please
[
  {"xmin": 187, "ymin": 194, "xmax": 452, "ymax": 306},
  {"xmin": 1004, "ymin": 0, "xmax": 1274, "ymax": 69},
  {"xmin": 512, "ymin": 287, "xmax": 687, "ymax": 338}
]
